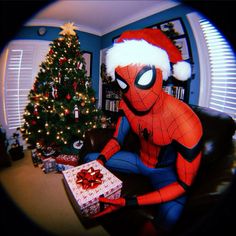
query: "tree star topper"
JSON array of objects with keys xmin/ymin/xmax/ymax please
[{"xmin": 59, "ymin": 22, "xmax": 78, "ymax": 36}]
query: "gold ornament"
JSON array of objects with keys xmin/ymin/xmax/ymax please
[
  {"xmin": 59, "ymin": 22, "xmax": 78, "ymax": 36},
  {"xmin": 90, "ymin": 97, "xmax": 96, "ymax": 103}
]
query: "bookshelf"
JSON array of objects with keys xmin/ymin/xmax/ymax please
[{"xmin": 101, "ymin": 81, "xmax": 122, "ymax": 123}]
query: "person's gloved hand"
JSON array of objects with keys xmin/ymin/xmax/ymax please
[{"xmin": 96, "ymin": 154, "xmax": 106, "ymax": 166}]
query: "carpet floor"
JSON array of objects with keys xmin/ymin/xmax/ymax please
[{"xmin": 0, "ymin": 150, "xmax": 108, "ymax": 236}]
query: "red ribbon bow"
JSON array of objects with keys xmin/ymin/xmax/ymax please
[{"xmin": 76, "ymin": 167, "xmax": 103, "ymax": 190}]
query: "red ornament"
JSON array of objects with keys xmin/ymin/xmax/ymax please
[
  {"xmin": 66, "ymin": 93, "xmax": 71, "ymax": 100},
  {"xmin": 64, "ymin": 108, "xmax": 70, "ymax": 115},
  {"xmin": 76, "ymin": 167, "xmax": 103, "ymax": 190},
  {"xmin": 31, "ymin": 120, "xmax": 37, "ymax": 125},
  {"xmin": 49, "ymin": 49, "xmax": 54, "ymax": 55},
  {"xmin": 45, "ymin": 92, "xmax": 49, "ymax": 98},
  {"xmin": 59, "ymin": 57, "xmax": 67, "ymax": 65},
  {"xmin": 73, "ymin": 81, "xmax": 77, "ymax": 92}
]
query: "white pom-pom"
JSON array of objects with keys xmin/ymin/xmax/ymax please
[{"xmin": 173, "ymin": 61, "xmax": 191, "ymax": 81}]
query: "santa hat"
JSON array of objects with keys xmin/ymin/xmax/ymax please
[{"xmin": 106, "ymin": 28, "xmax": 191, "ymax": 81}]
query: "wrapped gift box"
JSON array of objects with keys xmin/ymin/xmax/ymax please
[
  {"xmin": 56, "ymin": 154, "xmax": 78, "ymax": 167},
  {"xmin": 62, "ymin": 160, "xmax": 122, "ymax": 217},
  {"xmin": 42, "ymin": 157, "xmax": 57, "ymax": 173}
]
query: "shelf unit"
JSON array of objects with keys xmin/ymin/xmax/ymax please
[{"xmin": 101, "ymin": 81, "xmax": 122, "ymax": 123}]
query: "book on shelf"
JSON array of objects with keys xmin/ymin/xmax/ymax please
[
  {"xmin": 105, "ymin": 99, "xmax": 120, "ymax": 112},
  {"xmin": 163, "ymin": 85, "xmax": 185, "ymax": 100}
]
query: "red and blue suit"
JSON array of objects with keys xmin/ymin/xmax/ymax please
[
  {"xmin": 84, "ymin": 29, "xmax": 203, "ymax": 231},
  {"xmin": 85, "ymin": 64, "xmax": 203, "ymax": 230}
]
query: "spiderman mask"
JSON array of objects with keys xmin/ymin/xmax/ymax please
[{"xmin": 115, "ymin": 64, "xmax": 163, "ymax": 113}]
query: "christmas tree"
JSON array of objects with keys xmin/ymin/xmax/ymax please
[{"xmin": 21, "ymin": 22, "xmax": 101, "ymax": 151}]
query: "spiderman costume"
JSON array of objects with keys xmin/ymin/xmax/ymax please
[{"xmin": 84, "ymin": 29, "xmax": 203, "ymax": 231}]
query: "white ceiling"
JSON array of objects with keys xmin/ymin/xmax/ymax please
[{"xmin": 26, "ymin": 0, "xmax": 180, "ymax": 36}]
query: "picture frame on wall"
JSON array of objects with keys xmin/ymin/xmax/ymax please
[
  {"xmin": 159, "ymin": 18, "xmax": 185, "ymax": 37},
  {"xmin": 82, "ymin": 51, "xmax": 92, "ymax": 77},
  {"xmin": 174, "ymin": 37, "xmax": 190, "ymax": 60}
]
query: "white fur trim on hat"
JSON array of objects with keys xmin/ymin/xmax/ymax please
[
  {"xmin": 106, "ymin": 40, "xmax": 171, "ymax": 80},
  {"xmin": 172, "ymin": 61, "xmax": 191, "ymax": 81}
]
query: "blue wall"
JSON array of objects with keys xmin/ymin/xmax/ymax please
[{"xmin": 13, "ymin": 3, "xmax": 200, "ymax": 105}]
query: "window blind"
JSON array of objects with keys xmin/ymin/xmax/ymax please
[
  {"xmin": 199, "ymin": 19, "xmax": 236, "ymax": 121},
  {"xmin": 5, "ymin": 46, "xmax": 34, "ymax": 130},
  {"xmin": 2, "ymin": 40, "xmax": 49, "ymax": 136}
]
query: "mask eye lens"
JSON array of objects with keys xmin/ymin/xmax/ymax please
[
  {"xmin": 137, "ymin": 69, "xmax": 153, "ymax": 86},
  {"xmin": 115, "ymin": 72, "xmax": 129, "ymax": 92},
  {"xmin": 135, "ymin": 66, "xmax": 156, "ymax": 89},
  {"xmin": 117, "ymin": 78, "xmax": 128, "ymax": 90}
]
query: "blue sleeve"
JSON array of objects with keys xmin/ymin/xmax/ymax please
[{"xmin": 114, "ymin": 115, "xmax": 130, "ymax": 146}]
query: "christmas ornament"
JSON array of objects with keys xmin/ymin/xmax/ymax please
[
  {"xmin": 90, "ymin": 97, "xmax": 96, "ymax": 103},
  {"xmin": 73, "ymin": 96, "xmax": 79, "ymax": 101},
  {"xmin": 66, "ymin": 93, "xmax": 71, "ymax": 100},
  {"xmin": 64, "ymin": 108, "xmax": 70, "ymax": 115},
  {"xmin": 31, "ymin": 120, "xmax": 37, "ymax": 125},
  {"xmin": 73, "ymin": 81, "xmax": 77, "ymax": 92},
  {"xmin": 33, "ymin": 105, "xmax": 39, "ymax": 116},
  {"xmin": 101, "ymin": 115, "xmax": 108, "ymax": 128},
  {"xmin": 58, "ymin": 72, "xmax": 62, "ymax": 83},
  {"xmin": 77, "ymin": 61, "xmax": 83, "ymax": 70},
  {"xmin": 42, "ymin": 146, "xmax": 56, "ymax": 157},
  {"xmin": 85, "ymin": 81, "xmax": 90, "ymax": 90},
  {"xmin": 33, "ymin": 95, "xmax": 39, "ymax": 101},
  {"xmin": 73, "ymin": 140, "xmax": 84, "ymax": 150},
  {"xmin": 49, "ymin": 49, "xmax": 54, "ymax": 55},
  {"xmin": 52, "ymin": 86, "xmax": 58, "ymax": 99},
  {"xmin": 76, "ymin": 167, "xmax": 103, "ymax": 190},
  {"xmin": 74, "ymin": 105, "xmax": 79, "ymax": 122},
  {"xmin": 45, "ymin": 92, "xmax": 49, "ymax": 98},
  {"xmin": 59, "ymin": 57, "xmax": 67, "ymax": 66},
  {"xmin": 59, "ymin": 22, "xmax": 78, "ymax": 36}
]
